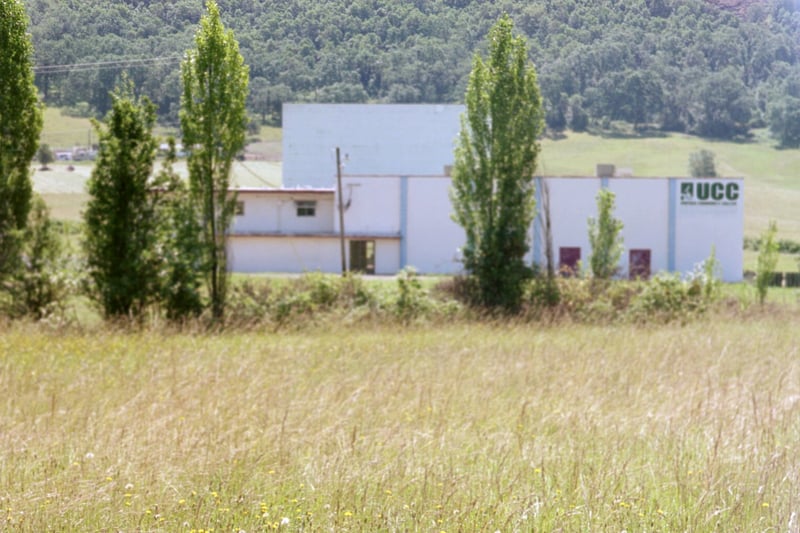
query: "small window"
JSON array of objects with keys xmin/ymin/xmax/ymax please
[
  {"xmin": 296, "ymin": 200, "xmax": 316, "ymax": 217},
  {"xmin": 235, "ymin": 201, "xmax": 245, "ymax": 216}
]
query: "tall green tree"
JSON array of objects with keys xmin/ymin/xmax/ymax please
[
  {"xmin": 181, "ymin": 0, "xmax": 249, "ymax": 321},
  {"xmin": 0, "ymin": 0, "xmax": 42, "ymax": 278},
  {"xmin": 83, "ymin": 81, "xmax": 160, "ymax": 318},
  {"xmin": 588, "ymin": 188, "xmax": 624, "ymax": 280},
  {"xmin": 450, "ymin": 14, "xmax": 544, "ymax": 311}
]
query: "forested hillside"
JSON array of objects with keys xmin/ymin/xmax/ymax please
[{"xmin": 27, "ymin": 0, "xmax": 800, "ymax": 144}]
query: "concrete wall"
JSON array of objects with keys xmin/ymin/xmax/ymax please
[
  {"xmin": 608, "ymin": 178, "xmax": 669, "ymax": 275},
  {"xmin": 228, "ymin": 236, "xmax": 342, "ymax": 273},
  {"xmin": 231, "ymin": 191, "xmax": 334, "ymax": 235},
  {"xmin": 338, "ymin": 176, "xmax": 401, "ymax": 235},
  {"xmin": 374, "ymin": 240, "xmax": 401, "ymax": 274},
  {"xmin": 674, "ymin": 178, "xmax": 744, "ymax": 282},
  {"xmin": 283, "ymin": 104, "xmax": 463, "ymax": 188},
  {"xmin": 336, "ymin": 175, "xmax": 464, "ymax": 274},
  {"xmin": 406, "ymin": 176, "xmax": 465, "ymax": 274},
  {"xmin": 543, "ymin": 177, "xmax": 601, "ymax": 273},
  {"xmin": 229, "ymin": 235, "xmax": 400, "ymax": 274}
]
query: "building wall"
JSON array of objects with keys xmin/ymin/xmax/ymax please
[
  {"xmin": 283, "ymin": 104, "xmax": 464, "ymax": 188},
  {"xmin": 375, "ymin": 240, "xmax": 401, "ymax": 274},
  {"xmin": 227, "ymin": 175, "xmax": 743, "ymax": 281},
  {"xmin": 229, "ymin": 235, "xmax": 400, "ymax": 275},
  {"xmin": 673, "ymin": 178, "xmax": 743, "ymax": 282},
  {"xmin": 337, "ymin": 176, "xmax": 401, "ymax": 235},
  {"xmin": 336, "ymin": 175, "xmax": 464, "ymax": 274},
  {"xmin": 406, "ymin": 176, "xmax": 465, "ymax": 273},
  {"xmin": 528, "ymin": 176, "xmax": 742, "ymax": 280},
  {"xmin": 543, "ymin": 177, "xmax": 601, "ymax": 272},
  {"xmin": 229, "ymin": 236, "xmax": 342, "ymax": 273},
  {"xmin": 231, "ymin": 191, "xmax": 334, "ymax": 234},
  {"xmin": 608, "ymin": 178, "xmax": 669, "ymax": 275}
]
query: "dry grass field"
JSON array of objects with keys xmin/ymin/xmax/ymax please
[{"xmin": 1, "ymin": 317, "xmax": 798, "ymax": 531}]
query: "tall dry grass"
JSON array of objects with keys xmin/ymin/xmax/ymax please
[{"xmin": 1, "ymin": 318, "xmax": 798, "ymax": 531}]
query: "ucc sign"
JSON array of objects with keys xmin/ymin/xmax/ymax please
[{"xmin": 680, "ymin": 181, "xmax": 740, "ymax": 205}]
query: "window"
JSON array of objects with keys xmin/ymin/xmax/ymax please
[
  {"xmin": 296, "ymin": 200, "xmax": 316, "ymax": 217},
  {"xmin": 235, "ymin": 201, "xmax": 245, "ymax": 216},
  {"xmin": 349, "ymin": 240, "xmax": 375, "ymax": 274},
  {"xmin": 629, "ymin": 249, "xmax": 652, "ymax": 280},
  {"xmin": 559, "ymin": 247, "xmax": 581, "ymax": 276}
]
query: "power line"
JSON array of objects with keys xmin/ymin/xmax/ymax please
[{"xmin": 33, "ymin": 55, "xmax": 182, "ymax": 74}]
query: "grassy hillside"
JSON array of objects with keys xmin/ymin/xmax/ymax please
[
  {"xmin": 40, "ymin": 107, "xmax": 95, "ymax": 149},
  {"xmin": 1, "ymin": 319, "xmax": 798, "ymax": 530}
]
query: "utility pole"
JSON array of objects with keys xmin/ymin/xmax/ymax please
[{"xmin": 336, "ymin": 147, "xmax": 347, "ymax": 275}]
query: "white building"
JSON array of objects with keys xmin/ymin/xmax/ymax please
[
  {"xmin": 282, "ymin": 103, "xmax": 463, "ymax": 188},
  {"xmin": 227, "ymin": 104, "xmax": 744, "ymax": 281}
]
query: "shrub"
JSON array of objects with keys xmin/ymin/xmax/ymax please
[
  {"xmin": 395, "ymin": 267, "xmax": 428, "ymax": 323},
  {"xmin": 2, "ymin": 197, "xmax": 73, "ymax": 319},
  {"xmin": 526, "ymin": 275, "xmax": 560, "ymax": 309},
  {"xmin": 226, "ymin": 273, "xmax": 380, "ymax": 327},
  {"xmin": 755, "ymin": 221, "xmax": 779, "ymax": 305}
]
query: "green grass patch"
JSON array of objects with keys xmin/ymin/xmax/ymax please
[
  {"xmin": 40, "ymin": 107, "xmax": 95, "ymax": 149},
  {"xmin": 743, "ymin": 250, "xmax": 799, "ymax": 273}
]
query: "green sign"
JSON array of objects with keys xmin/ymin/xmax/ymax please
[{"xmin": 680, "ymin": 181, "xmax": 739, "ymax": 206}]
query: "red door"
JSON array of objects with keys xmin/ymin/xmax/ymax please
[
  {"xmin": 629, "ymin": 249, "xmax": 651, "ymax": 280},
  {"xmin": 559, "ymin": 247, "xmax": 581, "ymax": 276}
]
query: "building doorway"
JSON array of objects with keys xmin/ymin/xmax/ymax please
[
  {"xmin": 629, "ymin": 249, "xmax": 652, "ymax": 280},
  {"xmin": 349, "ymin": 240, "xmax": 375, "ymax": 274}
]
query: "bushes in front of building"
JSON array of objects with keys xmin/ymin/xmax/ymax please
[
  {"xmin": 519, "ymin": 272, "xmax": 718, "ymax": 324},
  {"xmin": 0, "ymin": 242, "xmax": 763, "ymax": 329},
  {"xmin": 225, "ymin": 271, "xmax": 461, "ymax": 328},
  {"xmin": 519, "ymin": 252, "xmax": 723, "ymax": 324}
]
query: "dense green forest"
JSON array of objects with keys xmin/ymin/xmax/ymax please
[{"xmin": 27, "ymin": 0, "xmax": 800, "ymax": 144}]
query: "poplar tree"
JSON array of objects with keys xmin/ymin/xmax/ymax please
[
  {"xmin": 0, "ymin": 0, "xmax": 42, "ymax": 278},
  {"xmin": 181, "ymin": 0, "xmax": 249, "ymax": 321},
  {"xmin": 588, "ymin": 188, "xmax": 624, "ymax": 280},
  {"xmin": 450, "ymin": 14, "xmax": 544, "ymax": 311},
  {"xmin": 83, "ymin": 81, "xmax": 160, "ymax": 318}
]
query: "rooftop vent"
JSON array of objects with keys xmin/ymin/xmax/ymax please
[{"xmin": 596, "ymin": 164, "xmax": 615, "ymax": 178}]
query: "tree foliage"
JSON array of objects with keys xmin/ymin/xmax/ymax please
[
  {"xmin": 4, "ymin": 195, "xmax": 70, "ymax": 319},
  {"xmin": 37, "ymin": 143, "xmax": 54, "ymax": 170},
  {"xmin": 152, "ymin": 141, "xmax": 204, "ymax": 321},
  {"xmin": 689, "ymin": 149, "xmax": 718, "ymax": 177},
  {"xmin": 24, "ymin": 0, "xmax": 800, "ymax": 141},
  {"xmin": 0, "ymin": 0, "xmax": 42, "ymax": 278},
  {"xmin": 451, "ymin": 14, "xmax": 544, "ymax": 311},
  {"xmin": 181, "ymin": 0, "xmax": 249, "ymax": 321},
  {"xmin": 83, "ymin": 81, "xmax": 160, "ymax": 318},
  {"xmin": 588, "ymin": 188, "xmax": 624, "ymax": 280}
]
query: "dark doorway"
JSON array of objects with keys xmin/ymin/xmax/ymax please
[
  {"xmin": 349, "ymin": 240, "xmax": 375, "ymax": 274},
  {"xmin": 629, "ymin": 249, "xmax": 652, "ymax": 280},
  {"xmin": 559, "ymin": 247, "xmax": 581, "ymax": 276}
]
